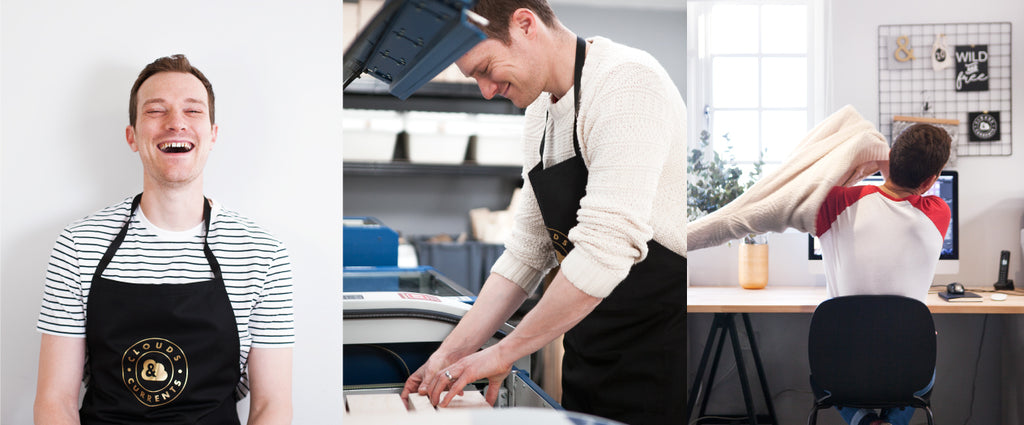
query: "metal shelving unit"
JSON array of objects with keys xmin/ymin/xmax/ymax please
[{"xmin": 342, "ymin": 161, "xmax": 522, "ymax": 179}]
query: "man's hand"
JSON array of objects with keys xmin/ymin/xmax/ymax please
[
  {"xmin": 401, "ymin": 349, "xmax": 456, "ymax": 402},
  {"xmin": 402, "ymin": 270, "xmax": 601, "ymax": 409},
  {"xmin": 428, "ymin": 344, "xmax": 512, "ymax": 407},
  {"xmin": 400, "ymin": 273, "xmax": 530, "ymax": 404}
]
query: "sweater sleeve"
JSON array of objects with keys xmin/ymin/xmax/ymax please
[
  {"xmin": 561, "ymin": 61, "xmax": 677, "ymax": 298},
  {"xmin": 490, "ymin": 99, "xmax": 559, "ymax": 295}
]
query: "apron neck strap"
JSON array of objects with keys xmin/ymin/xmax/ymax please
[
  {"xmin": 200, "ymin": 198, "xmax": 221, "ymax": 279},
  {"xmin": 573, "ymin": 36, "xmax": 585, "ymax": 123},
  {"xmin": 539, "ymin": 36, "xmax": 588, "ymax": 159},
  {"xmin": 94, "ymin": 194, "xmax": 145, "ymax": 277},
  {"xmin": 201, "ymin": 197, "xmax": 212, "ymax": 236},
  {"xmin": 95, "ymin": 193, "xmax": 220, "ymax": 280}
]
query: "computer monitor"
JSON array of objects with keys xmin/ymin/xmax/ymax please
[{"xmin": 808, "ymin": 170, "xmax": 959, "ymax": 273}]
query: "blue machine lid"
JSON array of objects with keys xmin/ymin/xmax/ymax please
[{"xmin": 343, "ymin": 0, "xmax": 488, "ymax": 100}]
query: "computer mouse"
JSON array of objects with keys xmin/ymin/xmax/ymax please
[
  {"xmin": 991, "ymin": 293, "xmax": 1008, "ymax": 301},
  {"xmin": 946, "ymin": 282, "xmax": 965, "ymax": 295}
]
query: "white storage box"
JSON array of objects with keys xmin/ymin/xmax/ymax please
[
  {"xmin": 406, "ymin": 112, "xmax": 474, "ymax": 164},
  {"xmin": 474, "ymin": 114, "xmax": 524, "ymax": 166},
  {"xmin": 343, "ymin": 109, "xmax": 402, "ymax": 162}
]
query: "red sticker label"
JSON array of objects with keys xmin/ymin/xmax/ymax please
[{"xmin": 398, "ymin": 292, "xmax": 441, "ymax": 302}]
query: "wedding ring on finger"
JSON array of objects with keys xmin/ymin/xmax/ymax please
[{"xmin": 444, "ymin": 370, "xmax": 455, "ymax": 382}]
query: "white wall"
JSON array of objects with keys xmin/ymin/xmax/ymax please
[{"xmin": 1, "ymin": 1, "xmax": 343, "ymax": 423}]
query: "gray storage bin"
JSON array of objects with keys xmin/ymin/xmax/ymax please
[{"xmin": 409, "ymin": 235, "xmax": 505, "ymax": 295}]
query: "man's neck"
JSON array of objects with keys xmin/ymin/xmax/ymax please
[
  {"xmin": 879, "ymin": 181, "xmax": 917, "ymax": 199},
  {"xmin": 546, "ymin": 29, "xmax": 583, "ymax": 101},
  {"xmin": 139, "ymin": 180, "xmax": 206, "ymax": 231}
]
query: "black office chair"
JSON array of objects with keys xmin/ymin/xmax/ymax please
[{"xmin": 807, "ymin": 295, "xmax": 936, "ymax": 425}]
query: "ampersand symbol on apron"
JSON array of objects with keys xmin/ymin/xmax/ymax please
[{"xmin": 142, "ymin": 359, "xmax": 169, "ymax": 382}]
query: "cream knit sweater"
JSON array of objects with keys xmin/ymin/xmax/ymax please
[
  {"xmin": 490, "ymin": 36, "xmax": 686, "ymax": 298},
  {"xmin": 687, "ymin": 105, "xmax": 890, "ymax": 251}
]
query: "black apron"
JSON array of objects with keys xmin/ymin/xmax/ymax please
[
  {"xmin": 80, "ymin": 194, "xmax": 241, "ymax": 424},
  {"xmin": 527, "ymin": 37, "xmax": 686, "ymax": 425}
]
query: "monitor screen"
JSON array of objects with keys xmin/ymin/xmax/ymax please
[{"xmin": 808, "ymin": 170, "xmax": 958, "ymax": 260}]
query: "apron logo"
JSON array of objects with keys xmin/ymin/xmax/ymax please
[
  {"xmin": 141, "ymin": 359, "xmax": 169, "ymax": 381},
  {"xmin": 121, "ymin": 338, "xmax": 188, "ymax": 407},
  {"xmin": 547, "ymin": 228, "xmax": 574, "ymax": 261}
]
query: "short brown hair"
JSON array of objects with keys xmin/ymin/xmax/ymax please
[
  {"xmin": 889, "ymin": 123, "xmax": 951, "ymax": 189},
  {"xmin": 129, "ymin": 54, "xmax": 215, "ymax": 126},
  {"xmin": 471, "ymin": 0, "xmax": 558, "ymax": 44}
]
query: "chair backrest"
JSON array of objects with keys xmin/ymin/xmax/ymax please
[{"xmin": 808, "ymin": 295, "xmax": 936, "ymax": 406}]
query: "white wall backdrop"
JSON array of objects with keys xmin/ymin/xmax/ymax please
[{"xmin": 1, "ymin": 1, "xmax": 343, "ymax": 423}]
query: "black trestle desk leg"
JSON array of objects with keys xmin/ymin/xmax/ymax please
[
  {"xmin": 688, "ymin": 315, "xmax": 712, "ymax": 421},
  {"xmin": 726, "ymin": 314, "xmax": 758, "ymax": 424},
  {"xmin": 687, "ymin": 312, "xmax": 779, "ymax": 425},
  {"xmin": 698, "ymin": 318, "xmax": 731, "ymax": 418},
  {"xmin": 687, "ymin": 313, "xmax": 723, "ymax": 422},
  {"xmin": 742, "ymin": 313, "xmax": 780, "ymax": 425}
]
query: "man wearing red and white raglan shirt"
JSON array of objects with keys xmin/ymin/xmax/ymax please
[
  {"xmin": 816, "ymin": 123, "xmax": 951, "ymax": 303},
  {"xmin": 814, "ymin": 123, "xmax": 951, "ymax": 425}
]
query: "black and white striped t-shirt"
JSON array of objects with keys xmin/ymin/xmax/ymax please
[{"xmin": 37, "ymin": 196, "xmax": 295, "ymax": 398}]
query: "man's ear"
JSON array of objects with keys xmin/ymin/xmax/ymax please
[
  {"xmin": 126, "ymin": 125, "xmax": 139, "ymax": 153},
  {"xmin": 509, "ymin": 8, "xmax": 538, "ymax": 40}
]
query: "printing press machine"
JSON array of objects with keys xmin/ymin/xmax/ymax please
[
  {"xmin": 343, "ymin": 268, "xmax": 638, "ymax": 425},
  {"xmin": 343, "ymin": 219, "xmax": 624, "ymax": 423},
  {"xmin": 343, "ymin": 264, "xmax": 554, "ymax": 400}
]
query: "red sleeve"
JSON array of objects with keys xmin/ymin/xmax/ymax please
[
  {"xmin": 914, "ymin": 196, "xmax": 952, "ymax": 238},
  {"xmin": 815, "ymin": 186, "xmax": 876, "ymax": 237}
]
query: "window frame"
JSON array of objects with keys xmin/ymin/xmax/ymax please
[{"xmin": 687, "ymin": 0, "xmax": 831, "ymax": 169}]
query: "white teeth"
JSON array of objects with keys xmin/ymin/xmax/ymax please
[{"xmin": 158, "ymin": 142, "xmax": 194, "ymax": 153}]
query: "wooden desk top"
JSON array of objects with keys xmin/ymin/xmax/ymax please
[{"xmin": 687, "ymin": 286, "xmax": 1024, "ymax": 314}]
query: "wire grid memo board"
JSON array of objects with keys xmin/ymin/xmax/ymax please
[{"xmin": 878, "ymin": 22, "xmax": 1012, "ymax": 157}]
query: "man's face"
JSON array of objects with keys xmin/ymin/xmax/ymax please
[
  {"xmin": 456, "ymin": 38, "xmax": 542, "ymax": 108},
  {"xmin": 127, "ymin": 71, "xmax": 217, "ymax": 189}
]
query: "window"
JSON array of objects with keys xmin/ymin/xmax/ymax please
[{"xmin": 688, "ymin": 0, "xmax": 829, "ymax": 173}]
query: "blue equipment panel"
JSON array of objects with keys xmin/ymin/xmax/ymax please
[
  {"xmin": 343, "ymin": 217, "xmax": 399, "ymax": 267},
  {"xmin": 343, "ymin": 0, "xmax": 486, "ymax": 99},
  {"xmin": 343, "ymin": 341, "xmax": 437, "ymax": 386}
]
